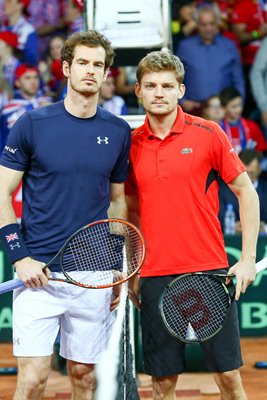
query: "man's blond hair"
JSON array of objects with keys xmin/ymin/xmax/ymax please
[{"xmin": 136, "ymin": 51, "xmax": 185, "ymax": 84}]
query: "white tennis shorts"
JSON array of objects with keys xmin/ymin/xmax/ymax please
[{"xmin": 12, "ymin": 272, "xmax": 115, "ymax": 363}]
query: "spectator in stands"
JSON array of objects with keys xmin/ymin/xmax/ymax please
[
  {"xmin": 201, "ymin": 94, "xmax": 225, "ymax": 124},
  {"xmin": 0, "ymin": 75, "xmax": 13, "ymax": 110},
  {"xmin": 65, "ymin": 0, "xmax": 84, "ymax": 35},
  {"xmin": 220, "ymin": 87, "xmax": 267, "ymax": 154},
  {"xmin": 38, "ymin": 34, "xmax": 66, "ymax": 97},
  {"xmin": 27, "ymin": 0, "xmax": 65, "ymax": 61},
  {"xmin": 116, "ymin": 66, "xmax": 143, "ymax": 115},
  {"xmin": 0, "ymin": 63, "xmax": 51, "ymax": 152},
  {"xmin": 0, "ymin": 0, "xmax": 4, "ymax": 25},
  {"xmin": 219, "ymin": 149, "xmax": 267, "ymax": 234},
  {"xmin": 175, "ymin": 3, "xmax": 245, "ymax": 116},
  {"xmin": 0, "ymin": 30, "xmax": 20, "ymax": 87},
  {"xmin": 98, "ymin": 69, "xmax": 128, "ymax": 116},
  {"xmin": 250, "ymin": 36, "xmax": 267, "ymax": 141},
  {"xmin": 231, "ymin": 0, "xmax": 267, "ymax": 117},
  {"xmin": 206, "ymin": 0, "xmax": 239, "ymax": 46},
  {"xmin": 171, "ymin": 0, "xmax": 197, "ymax": 50},
  {"xmin": 2, "ymin": 0, "xmax": 38, "ymax": 65}
]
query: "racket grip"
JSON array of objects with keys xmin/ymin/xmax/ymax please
[
  {"xmin": 256, "ymin": 257, "xmax": 267, "ymax": 274},
  {"xmin": 0, "ymin": 278, "xmax": 24, "ymax": 294}
]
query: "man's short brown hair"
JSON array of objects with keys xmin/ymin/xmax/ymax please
[
  {"xmin": 61, "ymin": 30, "xmax": 116, "ymax": 69},
  {"xmin": 136, "ymin": 51, "xmax": 185, "ymax": 84}
]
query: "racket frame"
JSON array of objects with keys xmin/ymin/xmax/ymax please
[
  {"xmin": 49, "ymin": 218, "xmax": 146, "ymax": 289},
  {"xmin": 159, "ymin": 272, "xmax": 233, "ymax": 343}
]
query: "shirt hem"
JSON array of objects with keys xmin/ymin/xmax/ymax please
[{"xmin": 140, "ymin": 262, "xmax": 229, "ymax": 277}]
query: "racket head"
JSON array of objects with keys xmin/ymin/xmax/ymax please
[
  {"xmin": 59, "ymin": 218, "xmax": 145, "ymax": 288},
  {"xmin": 159, "ymin": 273, "xmax": 232, "ymax": 343}
]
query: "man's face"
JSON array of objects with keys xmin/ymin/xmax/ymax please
[
  {"xmin": 63, "ymin": 45, "xmax": 107, "ymax": 96},
  {"xmin": 225, "ymin": 97, "xmax": 243, "ymax": 122},
  {"xmin": 66, "ymin": 0, "xmax": 81, "ymax": 23},
  {"xmin": 50, "ymin": 37, "xmax": 64, "ymax": 61},
  {"xmin": 205, "ymin": 97, "xmax": 224, "ymax": 123},
  {"xmin": 15, "ymin": 71, "xmax": 40, "ymax": 97},
  {"xmin": 179, "ymin": 2, "xmax": 196, "ymax": 23},
  {"xmin": 198, "ymin": 11, "xmax": 218, "ymax": 43},
  {"xmin": 100, "ymin": 76, "xmax": 115, "ymax": 100},
  {"xmin": 0, "ymin": 39, "xmax": 8, "ymax": 56},
  {"xmin": 4, "ymin": 0, "xmax": 21, "ymax": 17},
  {"xmin": 135, "ymin": 70, "xmax": 185, "ymax": 116}
]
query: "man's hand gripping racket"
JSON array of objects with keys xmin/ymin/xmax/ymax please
[
  {"xmin": 0, "ymin": 219, "xmax": 146, "ymax": 294},
  {"xmin": 159, "ymin": 257, "xmax": 267, "ymax": 344}
]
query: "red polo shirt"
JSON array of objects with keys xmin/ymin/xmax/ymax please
[{"xmin": 128, "ymin": 106, "xmax": 246, "ymax": 277}]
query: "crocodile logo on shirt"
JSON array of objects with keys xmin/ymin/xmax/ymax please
[{"xmin": 181, "ymin": 147, "xmax": 193, "ymax": 154}]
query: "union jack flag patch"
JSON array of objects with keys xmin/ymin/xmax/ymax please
[{"xmin": 5, "ymin": 233, "xmax": 19, "ymax": 242}]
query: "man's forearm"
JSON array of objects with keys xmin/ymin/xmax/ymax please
[
  {"xmin": 238, "ymin": 186, "xmax": 260, "ymax": 261},
  {"xmin": 0, "ymin": 167, "xmax": 24, "ymax": 227},
  {"xmin": 108, "ymin": 197, "xmax": 128, "ymax": 220},
  {"xmin": 0, "ymin": 196, "xmax": 18, "ymax": 228}
]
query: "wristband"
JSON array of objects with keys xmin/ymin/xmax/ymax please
[
  {"xmin": 251, "ymin": 30, "xmax": 260, "ymax": 39},
  {"xmin": 0, "ymin": 223, "xmax": 30, "ymax": 264}
]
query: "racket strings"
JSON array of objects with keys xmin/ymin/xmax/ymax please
[
  {"xmin": 61, "ymin": 221, "xmax": 144, "ymax": 287},
  {"xmin": 162, "ymin": 275, "xmax": 231, "ymax": 342}
]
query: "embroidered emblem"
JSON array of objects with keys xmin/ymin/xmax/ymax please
[
  {"xmin": 5, "ymin": 233, "xmax": 19, "ymax": 242},
  {"xmin": 97, "ymin": 136, "xmax": 109, "ymax": 144},
  {"xmin": 181, "ymin": 148, "xmax": 193, "ymax": 155}
]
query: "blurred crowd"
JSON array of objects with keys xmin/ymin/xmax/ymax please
[{"xmin": 0, "ymin": 0, "xmax": 267, "ymax": 232}]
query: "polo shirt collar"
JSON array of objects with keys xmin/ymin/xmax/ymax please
[{"xmin": 144, "ymin": 105, "xmax": 185, "ymax": 139}]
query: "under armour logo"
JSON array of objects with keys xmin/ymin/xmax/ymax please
[
  {"xmin": 97, "ymin": 136, "xmax": 109, "ymax": 144},
  {"xmin": 13, "ymin": 337, "xmax": 21, "ymax": 345},
  {"xmin": 10, "ymin": 242, "xmax": 21, "ymax": 250}
]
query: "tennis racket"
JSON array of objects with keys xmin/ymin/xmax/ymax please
[
  {"xmin": 0, "ymin": 218, "xmax": 146, "ymax": 294},
  {"xmin": 159, "ymin": 257, "xmax": 267, "ymax": 343}
]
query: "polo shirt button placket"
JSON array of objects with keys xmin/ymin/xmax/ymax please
[{"xmin": 158, "ymin": 144, "xmax": 166, "ymax": 176}]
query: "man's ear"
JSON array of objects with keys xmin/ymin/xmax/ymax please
[
  {"xmin": 135, "ymin": 82, "xmax": 141, "ymax": 98},
  {"xmin": 103, "ymin": 69, "xmax": 109, "ymax": 82},
  {"xmin": 62, "ymin": 61, "xmax": 70, "ymax": 78},
  {"xmin": 178, "ymin": 83, "xmax": 186, "ymax": 100}
]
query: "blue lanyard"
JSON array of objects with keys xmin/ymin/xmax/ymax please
[{"xmin": 220, "ymin": 119, "xmax": 247, "ymax": 150}]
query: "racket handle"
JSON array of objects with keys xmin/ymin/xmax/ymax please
[
  {"xmin": 225, "ymin": 257, "xmax": 267, "ymax": 277},
  {"xmin": 256, "ymin": 257, "xmax": 267, "ymax": 274},
  {"xmin": 0, "ymin": 278, "xmax": 24, "ymax": 294}
]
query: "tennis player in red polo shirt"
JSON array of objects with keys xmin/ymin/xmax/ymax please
[{"xmin": 127, "ymin": 51, "xmax": 260, "ymax": 400}]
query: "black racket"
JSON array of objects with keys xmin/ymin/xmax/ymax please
[
  {"xmin": 0, "ymin": 218, "xmax": 146, "ymax": 294},
  {"xmin": 159, "ymin": 257, "xmax": 267, "ymax": 343}
]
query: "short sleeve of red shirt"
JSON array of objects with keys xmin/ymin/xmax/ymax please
[{"xmin": 210, "ymin": 124, "xmax": 246, "ymax": 183}]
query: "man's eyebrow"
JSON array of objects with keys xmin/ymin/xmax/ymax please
[
  {"xmin": 76, "ymin": 58, "xmax": 104, "ymax": 65},
  {"xmin": 76, "ymin": 58, "xmax": 88, "ymax": 62},
  {"xmin": 143, "ymin": 81, "xmax": 175, "ymax": 84}
]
